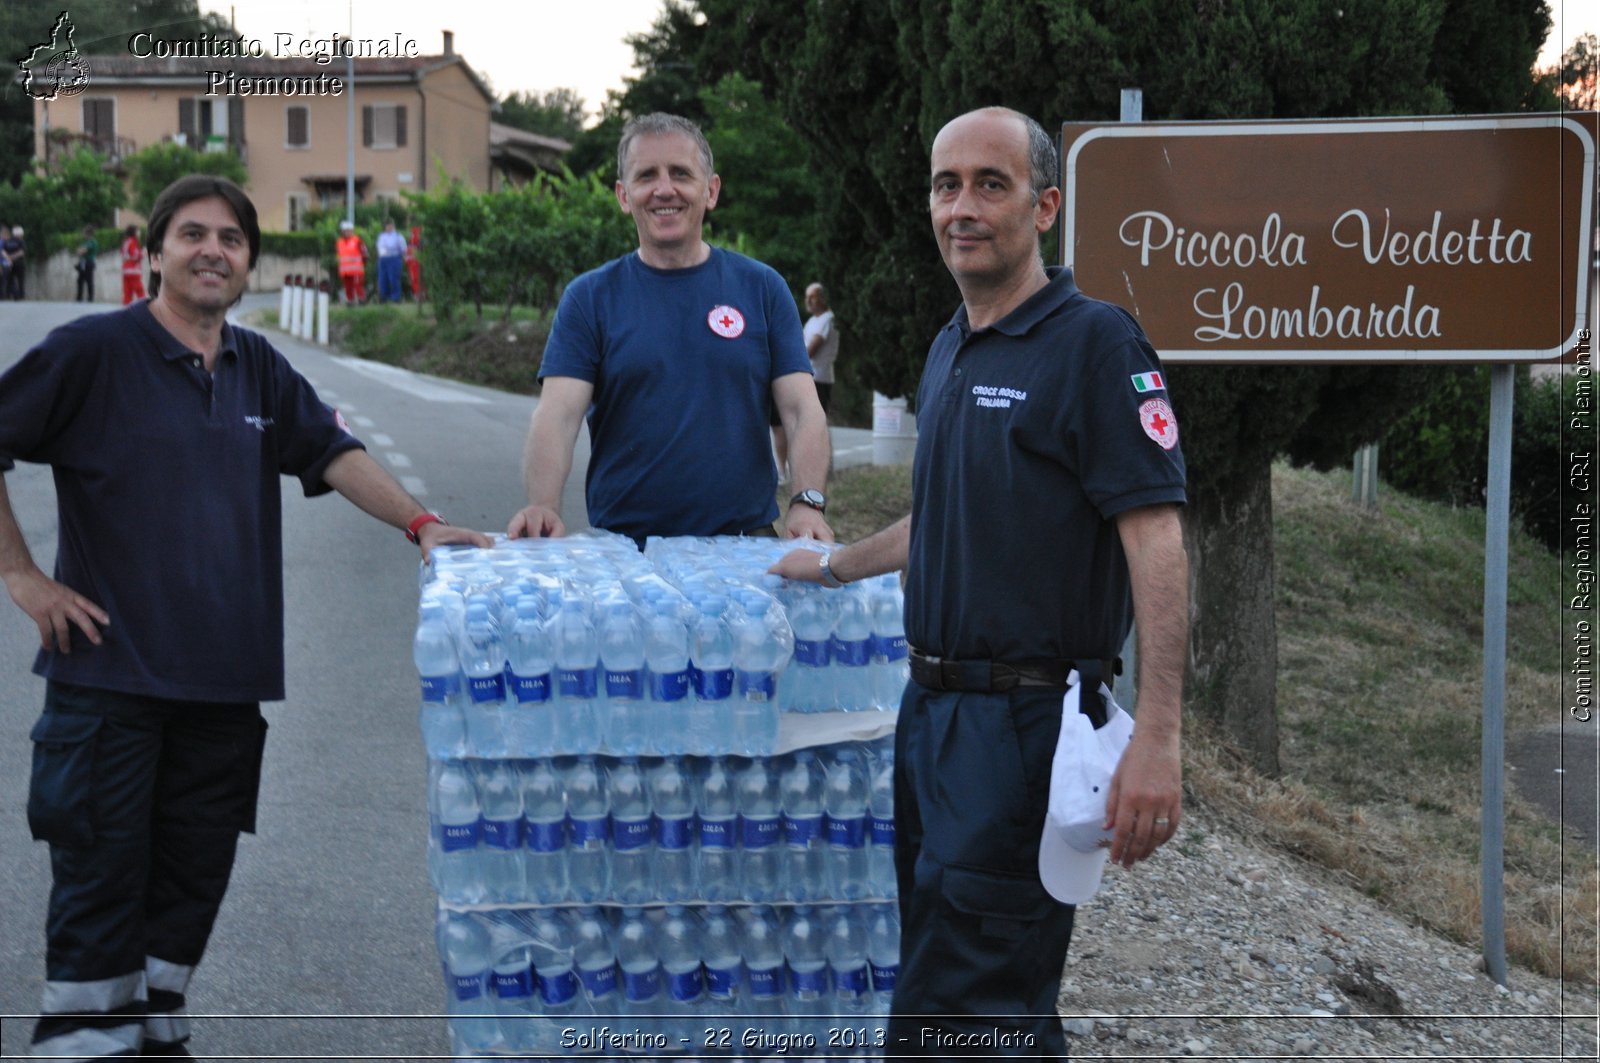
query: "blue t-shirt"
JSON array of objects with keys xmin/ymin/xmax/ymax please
[
  {"xmin": 0, "ymin": 302, "xmax": 363, "ymax": 701},
  {"xmin": 539, "ymin": 247, "xmax": 812, "ymax": 540},
  {"xmin": 906, "ymin": 268, "xmax": 1187, "ymax": 662}
]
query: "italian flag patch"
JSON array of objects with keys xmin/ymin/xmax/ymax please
[{"xmin": 1131, "ymin": 371, "xmax": 1165, "ymax": 393}]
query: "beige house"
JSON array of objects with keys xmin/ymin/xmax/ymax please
[{"xmin": 33, "ymin": 32, "xmax": 494, "ymax": 231}]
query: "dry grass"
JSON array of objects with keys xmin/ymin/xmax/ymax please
[{"xmin": 824, "ymin": 459, "xmax": 1595, "ymax": 984}]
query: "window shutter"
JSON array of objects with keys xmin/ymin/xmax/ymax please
[
  {"xmin": 362, "ymin": 105, "xmax": 373, "ymax": 147},
  {"xmin": 395, "ymin": 105, "xmax": 407, "ymax": 147},
  {"xmin": 228, "ymin": 96, "xmax": 245, "ymax": 147},
  {"xmin": 287, "ymin": 106, "xmax": 307, "ymax": 147},
  {"xmin": 179, "ymin": 97, "xmax": 196, "ymax": 142}
]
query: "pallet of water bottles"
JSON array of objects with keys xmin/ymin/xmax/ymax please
[
  {"xmin": 415, "ymin": 533, "xmax": 908, "ymax": 762},
  {"xmin": 430, "ymin": 742, "xmax": 900, "ymax": 1059},
  {"xmin": 437, "ymin": 899, "xmax": 901, "ymax": 1060},
  {"xmin": 414, "ymin": 535, "xmax": 909, "ymax": 1059}
]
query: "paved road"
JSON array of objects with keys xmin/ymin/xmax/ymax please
[
  {"xmin": 0, "ymin": 296, "xmax": 883, "ymax": 1061},
  {"xmin": 1507, "ymin": 717, "xmax": 1599, "ymax": 852}
]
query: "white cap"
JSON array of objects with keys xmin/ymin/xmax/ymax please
[
  {"xmin": 1038, "ymin": 677, "xmax": 1134, "ymax": 905},
  {"xmin": 339, "ymin": 220, "xmax": 354, "ymax": 231}
]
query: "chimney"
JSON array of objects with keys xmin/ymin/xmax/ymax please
[{"xmin": 442, "ymin": 30, "xmax": 454, "ymax": 56}]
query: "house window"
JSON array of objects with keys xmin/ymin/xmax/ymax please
[
  {"xmin": 286, "ymin": 106, "xmax": 309, "ymax": 148},
  {"xmin": 81, "ymin": 97, "xmax": 114, "ymax": 148},
  {"xmin": 362, "ymin": 104, "xmax": 407, "ymax": 150},
  {"xmin": 286, "ymin": 193, "xmax": 309, "ymax": 232},
  {"xmin": 179, "ymin": 97, "xmax": 245, "ymax": 152}
]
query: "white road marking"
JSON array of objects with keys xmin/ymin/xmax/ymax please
[
  {"xmin": 371, "ymin": 434, "xmax": 394, "ymax": 447},
  {"xmin": 332, "ymin": 356, "xmax": 490, "ymax": 404},
  {"xmin": 386, "ymin": 453, "xmax": 413, "ymax": 469},
  {"xmin": 402, "ymin": 476, "xmax": 427, "ymax": 496},
  {"xmin": 352, "ymin": 416, "xmax": 376, "ymax": 428}
]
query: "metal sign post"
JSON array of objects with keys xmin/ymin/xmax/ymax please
[{"xmin": 1481, "ymin": 364, "xmax": 1514, "ymax": 986}]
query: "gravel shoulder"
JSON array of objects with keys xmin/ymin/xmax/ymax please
[{"xmin": 1057, "ymin": 807, "xmax": 1598, "ymax": 1060}]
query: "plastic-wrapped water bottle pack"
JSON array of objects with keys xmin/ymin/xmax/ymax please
[{"xmin": 417, "ymin": 536, "xmax": 904, "ymax": 1058}]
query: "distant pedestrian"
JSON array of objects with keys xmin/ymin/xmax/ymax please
[
  {"xmin": 0, "ymin": 222, "xmax": 11, "ymax": 295},
  {"xmin": 4, "ymin": 226, "xmax": 26, "ymax": 300},
  {"xmin": 336, "ymin": 220, "xmax": 368, "ymax": 304},
  {"xmin": 121, "ymin": 226, "xmax": 147, "ymax": 305},
  {"xmin": 773, "ymin": 281, "xmax": 841, "ymax": 477},
  {"xmin": 74, "ymin": 227, "xmax": 98, "ymax": 303},
  {"xmin": 376, "ymin": 218, "xmax": 406, "ymax": 303},
  {"xmin": 405, "ymin": 225, "xmax": 425, "ymax": 302}
]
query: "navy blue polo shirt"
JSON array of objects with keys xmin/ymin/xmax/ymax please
[
  {"xmin": 904, "ymin": 267, "xmax": 1187, "ymax": 663},
  {"xmin": 539, "ymin": 247, "xmax": 812, "ymax": 540},
  {"xmin": 0, "ymin": 302, "xmax": 363, "ymax": 702}
]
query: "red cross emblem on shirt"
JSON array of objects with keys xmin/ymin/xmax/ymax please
[
  {"xmin": 1139, "ymin": 398, "xmax": 1179, "ymax": 450},
  {"xmin": 707, "ymin": 305, "xmax": 746, "ymax": 338}
]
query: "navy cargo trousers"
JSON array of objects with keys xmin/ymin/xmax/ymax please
[{"xmin": 26, "ymin": 681, "xmax": 267, "ymax": 1060}]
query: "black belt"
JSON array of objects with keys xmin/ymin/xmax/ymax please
[{"xmin": 908, "ymin": 649, "xmax": 1119, "ymax": 694}]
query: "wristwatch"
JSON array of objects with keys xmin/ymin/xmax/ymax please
[
  {"xmin": 405, "ymin": 512, "xmax": 448, "ymax": 544},
  {"xmin": 790, "ymin": 489, "xmax": 827, "ymax": 514},
  {"xmin": 818, "ymin": 551, "xmax": 848, "ymax": 588}
]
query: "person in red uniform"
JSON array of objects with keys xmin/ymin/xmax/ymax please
[
  {"xmin": 120, "ymin": 226, "xmax": 146, "ymax": 305},
  {"xmin": 404, "ymin": 225, "xmax": 424, "ymax": 302},
  {"xmin": 335, "ymin": 220, "xmax": 368, "ymax": 304}
]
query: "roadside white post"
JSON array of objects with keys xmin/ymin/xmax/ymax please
[
  {"xmin": 279, "ymin": 274, "xmax": 292, "ymax": 331},
  {"xmin": 287, "ymin": 275, "xmax": 304, "ymax": 339},
  {"xmin": 317, "ymin": 281, "xmax": 331, "ymax": 346}
]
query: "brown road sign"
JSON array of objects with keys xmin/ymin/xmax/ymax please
[{"xmin": 1061, "ymin": 114, "xmax": 1597, "ymax": 363}]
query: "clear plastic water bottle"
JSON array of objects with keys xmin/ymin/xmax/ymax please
[
  {"xmin": 779, "ymin": 750, "xmax": 827, "ymax": 902},
  {"xmin": 823, "ymin": 747, "xmax": 870, "ymax": 901},
  {"xmin": 566, "ymin": 755, "xmax": 611, "ymax": 903},
  {"xmin": 741, "ymin": 904, "xmax": 788, "ymax": 1033},
  {"xmin": 432, "ymin": 760, "xmax": 484, "ymax": 905},
  {"xmin": 736, "ymin": 757, "xmax": 784, "ymax": 902},
  {"xmin": 554, "ymin": 596, "xmax": 602, "ymax": 754},
  {"xmin": 868, "ymin": 575, "xmax": 909, "ymax": 711},
  {"xmin": 490, "ymin": 940, "xmax": 537, "ymax": 1054},
  {"xmin": 461, "ymin": 602, "xmax": 510, "ymax": 758},
  {"xmin": 600, "ymin": 600, "xmax": 648, "ymax": 755},
  {"xmin": 831, "ymin": 587, "xmax": 875, "ymax": 712},
  {"xmin": 521, "ymin": 757, "xmax": 569, "ymax": 904},
  {"xmin": 415, "ymin": 601, "xmax": 465, "ymax": 758},
  {"xmin": 507, "ymin": 595, "xmax": 556, "ymax": 757},
  {"xmin": 696, "ymin": 756, "xmax": 740, "ymax": 903},
  {"xmin": 530, "ymin": 908, "xmax": 580, "ymax": 1034},
  {"xmin": 700, "ymin": 903, "xmax": 744, "ymax": 1020},
  {"xmin": 866, "ymin": 903, "xmax": 901, "ymax": 1017},
  {"xmin": 782, "ymin": 905, "xmax": 829, "ymax": 1039},
  {"xmin": 608, "ymin": 756, "xmax": 655, "ymax": 904},
  {"xmin": 732, "ymin": 603, "xmax": 784, "ymax": 756},
  {"xmin": 690, "ymin": 598, "xmax": 735, "ymax": 754},
  {"xmin": 571, "ymin": 905, "xmax": 621, "ymax": 1030},
  {"xmin": 824, "ymin": 905, "xmax": 872, "ymax": 1016},
  {"xmin": 659, "ymin": 905, "xmax": 706, "ymax": 1040},
  {"xmin": 646, "ymin": 601, "xmax": 694, "ymax": 754},
  {"xmin": 476, "ymin": 760, "xmax": 526, "ymax": 904},
  {"xmin": 616, "ymin": 906, "xmax": 663, "ymax": 1021},
  {"xmin": 868, "ymin": 749, "xmax": 897, "ymax": 899},
  {"xmin": 438, "ymin": 910, "xmax": 498, "ymax": 1053},
  {"xmin": 649, "ymin": 755, "xmax": 697, "ymax": 903},
  {"xmin": 786, "ymin": 585, "xmax": 835, "ymax": 714}
]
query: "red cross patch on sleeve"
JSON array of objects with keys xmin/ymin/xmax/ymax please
[{"xmin": 1139, "ymin": 398, "xmax": 1179, "ymax": 450}]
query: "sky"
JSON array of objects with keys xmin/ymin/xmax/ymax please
[{"xmin": 200, "ymin": 0, "xmax": 1594, "ymax": 126}]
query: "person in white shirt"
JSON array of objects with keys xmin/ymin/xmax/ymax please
[{"xmin": 774, "ymin": 281, "xmax": 840, "ymax": 479}]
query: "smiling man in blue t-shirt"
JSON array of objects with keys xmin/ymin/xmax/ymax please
[{"xmin": 507, "ymin": 113, "xmax": 834, "ymax": 545}]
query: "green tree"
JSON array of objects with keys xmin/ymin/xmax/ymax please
[
  {"xmin": 0, "ymin": 146, "xmax": 126, "ymax": 266},
  {"xmin": 126, "ymin": 142, "xmax": 250, "ymax": 217},
  {"xmin": 1535, "ymin": 31, "xmax": 1599, "ymax": 110},
  {"xmin": 498, "ymin": 88, "xmax": 588, "ymax": 142},
  {"xmin": 698, "ymin": 0, "xmax": 1554, "ymax": 773}
]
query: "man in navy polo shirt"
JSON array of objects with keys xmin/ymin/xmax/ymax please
[
  {"xmin": 774, "ymin": 107, "xmax": 1190, "ymax": 1057},
  {"xmin": 0, "ymin": 175, "xmax": 489, "ymax": 1061},
  {"xmin": 506, "ymin": 112, "xmax": 834, "ymax": 545}
]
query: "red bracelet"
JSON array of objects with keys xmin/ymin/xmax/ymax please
[{"xmin": 405, "ymin": 512, "xmax": 448, "ymax": 544}]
